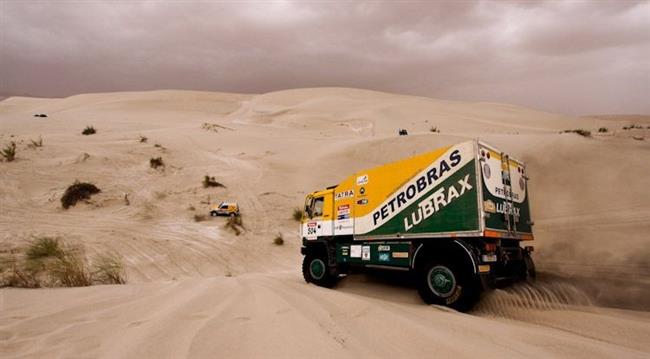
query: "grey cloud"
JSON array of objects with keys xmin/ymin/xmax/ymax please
[{"xmin": 1, "ymin": 0, "xmax": 648, "ymax": 115}]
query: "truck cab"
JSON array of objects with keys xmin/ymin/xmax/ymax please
[{"xmin": 302, "ymin": 188, "xmax": 335, "ymax": 240}]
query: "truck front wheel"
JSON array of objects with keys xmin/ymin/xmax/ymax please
[
  {"xmin": 302, "ymin": 254, "xmax": 337, "ymax": 288},
  {"xmin": 417, "ymin": 259, "xmax": 480, "ymax": 312}
]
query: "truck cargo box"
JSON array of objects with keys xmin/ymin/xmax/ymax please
[{"xmin": 302, "ymin": 140, "xmax": 533, "ymax": 242}]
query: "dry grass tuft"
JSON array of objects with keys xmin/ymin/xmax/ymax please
[
  {"xmin": 1, "ymin": 141, "xmax": 17, "ymax": 162},
  {"xmin": 194, "ymin": 214, "xmax": 208, "ymax": 222},
  {"xmin": 82, "ymin": 126, "xmax": 96, "ymax": 135},
  {"xmin": 61, "ymin": 181, "xmax": 101, "ymax": 209},
  {"xmin": 273, "ymin": 233, "xmax": 284, "ymax": 245},
  {"xmin": 47, "ymin": 248, "xmax": 91, "ymax": 287},
  {"xmin": 429, "ymin": 126, "xmax": 440, "ymax": 133},
  {"xmin": 1, "ymin": 238, "xmax": 126, "ymax": 288},
  {"xmin": 202, "ymin": 122, "xmax": 233, "ymax": 132},
  {"xmin": 562, "ymin": 129, "xmax": 591, "ymax": 137},
  {"xmin": 92, "ymin": 252, "xmax": 126, "ymax": 284},
  {"xmin": 292, "ymin": 207, "xmax": 303, "ymax": 221},
  {"xmin": 150, "ymin": 157, "xmax": 164, "ymax": 169},
  {"xmin": 225, "ymin": 214, "xmax": 244, "ymax": 235},
  {"xmin": 139, "ymin": 135, "xmax": 148, "ymax": 143},
  {"xmin": 26, "ymin": 237, "xmax": 63, "ymax": 260},
  {"xmin": 28, "ymin": 136, "xmax": 43, "ymax": 148},
  {"xmin": 203, "ymin": 175, "xmax": 225, "ymax": 188}
]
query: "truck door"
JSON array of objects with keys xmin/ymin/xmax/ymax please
[{"xmin": 304, "ymin": 190, "xmax": 335, "ymax": 239}]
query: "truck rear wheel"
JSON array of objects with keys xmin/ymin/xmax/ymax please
[
  {"xmin": 302, "ymin": 254, "xmax": 337, "ymax": 288},
  {"xmin": 417, "ymin": 259, "xmax": 480, "ymax": 312}
]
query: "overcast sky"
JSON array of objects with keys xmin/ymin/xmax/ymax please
[{"xmin": 1, "ymin": 0, "xmax": 648, "ymax": 115}]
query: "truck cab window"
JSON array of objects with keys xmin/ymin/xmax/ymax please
[{"xmin": 312, "ymin": 197, "xmax": 324, "ymax": 217}]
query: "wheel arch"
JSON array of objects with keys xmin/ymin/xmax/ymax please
[{"xmin": 411, "ymin": 239, "xmax": 479, "ymax": 275}]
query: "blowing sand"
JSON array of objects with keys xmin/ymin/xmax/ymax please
[{"xmin": 1, "ymin": 88, "xmax": 649, "ymax": 358}]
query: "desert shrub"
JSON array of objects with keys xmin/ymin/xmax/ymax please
[
  {"xmin": 225, "ymin": 214, "xmax": 244, "ymax": 236},
  {"xmin": 139, "ymin": 135, "xmax": 148, "ymax": 143},
  {"xmin": 150, "ymin": 157, "xmax": 164, "ymax": 169},
  {"xmin": 26, "ymin": 237, "xmax": 63, "ymax": 260},
  {"xmin": 429, "ymin": 126, "xmax": 440, "ymax": 133},
  {"xmin": 1, "ymin": 141, "xmax": 16, "ymax": 162},
  {"xmin": 203, "ymin": 175, "xmax": 225, "ymax": 188},
  {"xmin": 273, "ymin": 233, "xmax": 284, "ymax": 245},
  {"xmin": 292, "ymin": 207, "xmax": 303, "ymax": 221},
  {"xmin": 194, "ymin": 214, "xmax": 207, "ymax": 222},
  {"xmin": 92, "ymin": 252, "xmax": 126, "ymax": 284},
  {"xmin": 598, "ymin": 127, "xmax": 608, "ymax": 133},
  {"xmin": 188, "ymin": 204, "xmax": 196, "ymax": 211},
  {"xmin": 28, "ymin": 136, "xmax": 43, "ymax": 148},
  {"xmin": 623, "ymin": 124, "xmax": 643, "ymax": 130},
  {"xmin": 562, "ymin": 129, "xmax": 591, "ymax": 137},
  {"xmin": 82, "ymin": 126, "xmax": 96, "ymax": 135},
  {"xmin": 61, "ymin": 181, "xmax": 101, "ymax": 209}
]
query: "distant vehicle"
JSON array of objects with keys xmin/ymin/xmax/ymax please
[
  {"xmin": 398, "ymin": 128, "xmax": 408, "ymax": 136},
  {"xmin": 33, "ymin": 113, "xmax": 47, "ymax": 118},
  {"xmin": 300, "ymin": 140, "xmax": 535, "ymax": 312},
  {"xmin": 210, "ymin": 202, "xmax": 240, "ymax": 217}
]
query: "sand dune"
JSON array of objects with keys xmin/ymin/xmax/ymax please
[{"xmin": 1, "ymin": 88, "xmax": 649, "ymax": 358}]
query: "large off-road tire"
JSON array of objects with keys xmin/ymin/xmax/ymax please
[
  {"xmin": 302, "ymin": 254, "xmax": 337, "ymax": 288},
  {"xmin": 416, "ymin": 259, "xmax": 480, "ymax": 312}
]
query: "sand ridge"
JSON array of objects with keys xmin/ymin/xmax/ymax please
[{"xmin": 1, "ymin": 88, "xmax": 649, "ymax": 358}]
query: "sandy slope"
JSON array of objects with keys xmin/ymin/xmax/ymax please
[{"xmin": 1, "ymin": 88, "xmax": 649, "ymax": 358}]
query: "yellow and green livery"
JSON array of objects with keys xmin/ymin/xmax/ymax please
[{"xmin": 300, "ymin": 140, "xmax": 535, "ymax": 312}]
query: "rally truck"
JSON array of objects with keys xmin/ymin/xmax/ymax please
[{"xmin": 300, "ymin": 140, "xmax": 535, "ymax": 311}]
